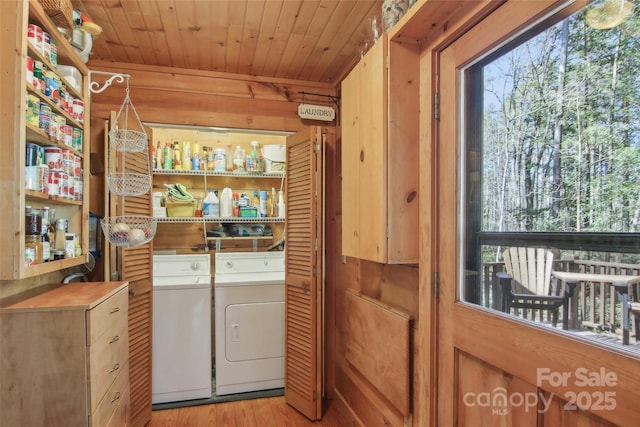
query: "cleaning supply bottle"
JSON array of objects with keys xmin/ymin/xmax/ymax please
[
  {"xmin": 220, "ymin": 187, "xmax": 233, "ymax": 217},
  {"xmin": 203, "ymin": 189, "xmax": 219, "ymax": 217},
  {"xmin": 259, "ymin": 190, "xmax": 268, "ymax": 217},
  {"xmin": 278, "ymin": 190, "xmax": 285, "ymax": 218},
  {"xmin": 233, "ymin": 145, "xmax": 245, "ymax": 173},
  {"xmin": 183, "ymin": 140, "xmax": 191, "ymax": 170}
]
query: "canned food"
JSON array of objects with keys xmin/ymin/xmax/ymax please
[
  {"xmin": 25, "ymin": 165, "xmax": 40, "ymax": 190},
  {"xmin": 27, "ymin": 24, "xmax": 42, "ymax": 52},
  {"xmin": 39, "ymin": 165, "xmax": 49, "ymax": 194},
  {"xmin": 26, "ymin": 57, "xmax": 34, "ymax": 86},
  {"xmin": 26, "ymin": 142, "xmax": 39, "ymax": 166},
  {"xmin": 44, "ymin": 147, "xmax": 62, "ymax": 170},
  {"xmin": 68, "ymin": 176, "xmax": 75, "ymax": 199},
  {"xmin": 42, "ymin": 32, "xmax": 51, "ymax": 62},
  {"xmin": 33, "ymin": 61, "xmax": 45, "ymax": 92},
  {"xmin": 72, "ymin": 127, "xmax": 82, "ymax": 151},
  {"xmin": 61, "ymin": 125, "xmax": 72, "ymax": 147},
  {"xmin": 59, "ymin": 172, "xmax": 69, "ymax": 198},
  {"xmin": 73, "ymin": 155, "xmax": 81, "ymax": 176},
  {"xmin": 45, "ymin": 71, "xmax": 61, "ymax": 105},
  {"xmin": 55, "ymin": 116, "xmax": 66, "ymax": 142},
  {"xmin": 61, "ymin": 150, "xmax": 74, "ymax": 175},
  {"xmin": 26, "ymin": 94, "xmax": 39, "ymax": 127},
  {"xmin": 47, "ymin": 170, "xmax": 60, "ymax": 196},
  {"xmin": 72, "ymin": 99, "xmax": 84, "ymax": 123},
  {"xmin": 39, "ymin": 102, "xmax": 51, "ymax": 134},
  {"xmin": 48, "ymin": 113, "xmax": 58, "ymax": 139},
  {"xmin": 49, "ymin": 40, "xmax": 57, "ymax": 67}
]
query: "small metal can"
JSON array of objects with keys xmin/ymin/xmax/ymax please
[
  {"xmin": 47, "ymin": 170, "xmax": 60, "ymax": 196},
  {"xmin": 72, "ymin": 127, "xmax": 82, "ymax": 151},
  {"xmin": 27, "ymin": 24, "xmax": 42, "ymax": 52},
  {"xmin": 26, "ymin": 57, "xmax": 34, "ymax": 86},
  {"xmin": 26, "ymin": 94, "xmax": 40, "ymax": 127},
  {"xmin": 38, "ymin": 102, "xmax": 51, "ymax": 134},
  {"xmin": 49, "ymin": 40, "xmax": 57, "ymax": 67},
  {"xmin": 59, "ymin": 172, "xmax": 69, "ymax": 198},
  {"xmin": 48, "ymin": 113, "xmax": 58, "ymax": 139}
]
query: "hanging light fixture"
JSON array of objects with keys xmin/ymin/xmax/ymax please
[{"xmin": 586, "ymin": 0, "xmax": 634, "ymax": 29}]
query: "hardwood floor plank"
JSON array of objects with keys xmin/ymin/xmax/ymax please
[{"xmin": 149, "ymin": 396, "xmax": 348, "ymax": 426}]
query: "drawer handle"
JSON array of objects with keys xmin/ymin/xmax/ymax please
[
  {"xmin": 110, "ymin": 307, "xmax": 120, "ymax": 314},
  {"xmin": 110, "ymin": 363, "xmax": 121, "ymax": 373},
  {"xmin": 110, "ymin": 335, "xmax": 120, "ymax": 344},
  {"xmin": 111, "ymin": 391, "xmax": 121, "ymax": 404}
]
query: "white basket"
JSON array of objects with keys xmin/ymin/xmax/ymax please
[
  {"xmin": 101, "ymin": 216, "xmax": 156, "ymax": 247},
  {"xmin": 108, "ymin": 173, "xmax": 152, "ymax": 196},
  {"xmin": 109, "ymin": 128, "xmax": 148, "ymax": 152}
]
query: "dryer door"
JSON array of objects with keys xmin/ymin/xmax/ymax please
[{"xmin": 225, "ymin": 301, "xmax": 285, "ymax": 361}]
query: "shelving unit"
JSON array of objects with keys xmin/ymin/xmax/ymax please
[
  {"xmin": 0, "ymin": 0, "xmax": 91, "ymax": 279},
  {"xmin": 152, "ymin": 169, "xmax": 286, "ymax": 252}
]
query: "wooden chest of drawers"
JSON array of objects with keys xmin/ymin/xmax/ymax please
[{"xmin": 0, "ymin": 281, "xmax": 130, "ymax": 426}]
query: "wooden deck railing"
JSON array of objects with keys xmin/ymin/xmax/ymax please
[{"xmin": 482, "ymin": 259, "xmax": 640, "ymax": 341}]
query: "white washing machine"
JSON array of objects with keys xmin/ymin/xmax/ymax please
[
  {"xmin": 214, "ymin": 251, "xmax": 285, "ymax": 396},
  {"xmin": 152, "ymin": 254, "xmax": 212, "ymax": 404}
]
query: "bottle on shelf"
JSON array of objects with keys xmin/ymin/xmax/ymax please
[
  {"xmin": 259, "ymin": 190, "xmax": 268, "ymax": 218},
  {"xmin": 203, "ymin": 189, "xmax": 219, "ymax": 217},
  {"xmin": 173, "ymin": 142, "xmax": 182, "ymax": 170},
  {"xmin": 163, "ymin": 142, "xmax": 173, "ymax": 170},
  {"xmin": 54, "ymin": 218, "xmax": 67, "ymax": 251},
  {"xmin": 201, "ymin": 147, "xmax": 208, "ymax": 171},
  {"xmin": 220, "ymin": 187, "xmax": 233, "ymax": 217},
  {"xmin": 226, "ymin": 145, "xmax": 234, "ymax": 171},
  {"xmin": 41, "ymin": 206, "xmax": 51, "ymax": 262},
  {"xmin": 233, "ymin": 146, "xmax": 245, "ymax": 173},
  {"xmin": 192, "ymin": 142, "xmax": 201, "ymax": 170},
  {"xmin": 252, "ymin": 191, "xmax": 259, "ymax": 208},
  {"xmin": 278, "ymin": 190, "xmax": 286, "ymax": 218},
  {"xmin": 183, "ymin": 140, "xmax": 191, "ymax": 171},
  {"xmin": 155, "ymin": 141, "xmax": 163, "ymax": 170},
  {"xmin": 232, "ymin": 192, "xmax": 240, "ymax": 217}
]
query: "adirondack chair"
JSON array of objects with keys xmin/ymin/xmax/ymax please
[{"xmin": 497, "ymin": 247, "xmax": 573, "ymax": 330}]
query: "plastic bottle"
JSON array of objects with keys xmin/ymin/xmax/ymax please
[
  {"xmin": 203, "ymin": 189, "xmax": 219, "ymax": 217},
  {"xmin": 220, "ymin": 187, "xmax": 233, "ymax": 217},
  {"xmin": 163, "ymin": 142, "xmax": 173, "ymax": 170},
  {"xmin": 252, "ymin": 191, "xmax": 260, "ymax": 208},
  {"xmin": 233, "ymin": 146, "xmax": 245, "ymax": 173},
  {"xmin": 259, "ymin": 190, "xmax": 268, "ymax": 217},
  {"xmin": 232, "ymin": 192, "xmax": 240, "ymax": 217},
  {"xmin": 250, "ymin": 141, "xmax": 259, "ymax": 172},
  {"xmin": 225, "ymin": 145, "xmax": 234, "ymax": 171},
  {"xmin": 278, "ymin": 190, "xmax": 285, "ymax": 218},
  {"xmin": 155, "ymin": 141, "xmax": 162, "ymax": 170},
  {"xmin": 173, "ymin": 142, "xmax": 182, "ymax": 170},
  {"xmin": 183, "ymin": 140, "xmax": 191, "ymax": 171}
]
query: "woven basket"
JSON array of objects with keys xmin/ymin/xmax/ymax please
[{"xmin": 38, "ymin": 0, "xmax": 74, "ymax": 29}]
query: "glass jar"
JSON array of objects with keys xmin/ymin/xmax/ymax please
[
  {"xmin": 25, "ymin": 206, "xmax": 42, "ymax": 235},
  {"xmin": 25, "ymin": 234, "xmax": 42, "ymax": 266}
]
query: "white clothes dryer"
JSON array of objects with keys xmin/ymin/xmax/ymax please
[{"xmin": 214, "ymin": 251, "xmax": 285, "ymax": 396}]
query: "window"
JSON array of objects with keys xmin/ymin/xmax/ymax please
[{"xmin": 461, "ymin": 1, "xmax": 640, "ymax": 350}]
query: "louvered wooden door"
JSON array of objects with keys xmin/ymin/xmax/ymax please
[
  {"xmin": 107, "ymin": 112, "xmax": 153, "ymax": 427},
  {"xmin": 284, "ymin": 127, "xmax": 324, "ymax": 420}
]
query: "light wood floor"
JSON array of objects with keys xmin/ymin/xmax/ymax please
[{"xmin": 149, "ymin": 396, "xmax": 348, "ymax": 426}]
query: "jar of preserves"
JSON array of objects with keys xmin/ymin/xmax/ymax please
[{"xmin": 25, "ymin": 234, "xmax": 42, "ymax": 266}]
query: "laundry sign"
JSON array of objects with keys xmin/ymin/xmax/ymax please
[{"xmin": 298, "ymin": 103, "xmax": 335, "ymax": 122}]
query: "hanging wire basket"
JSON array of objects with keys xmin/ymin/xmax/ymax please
[
  {"xmin": 108, "ymin": 173, "xmax": 152, "ymax": 196},
  {"xmin": 101, "ymin": 216, "xmax": 157, "ymax": 247},
  {"xmin": 109, "ymin": 128, "xmax": 148, "ymax": 152}
]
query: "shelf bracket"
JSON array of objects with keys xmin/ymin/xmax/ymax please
[{"xmin": 88, "ymin": 71, "xmax": 131, "ymax": 97}]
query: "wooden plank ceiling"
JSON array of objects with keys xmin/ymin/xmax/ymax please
[{"xmin": 73, "ymin": 0, "xmax": 384, "ymax": 84}]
